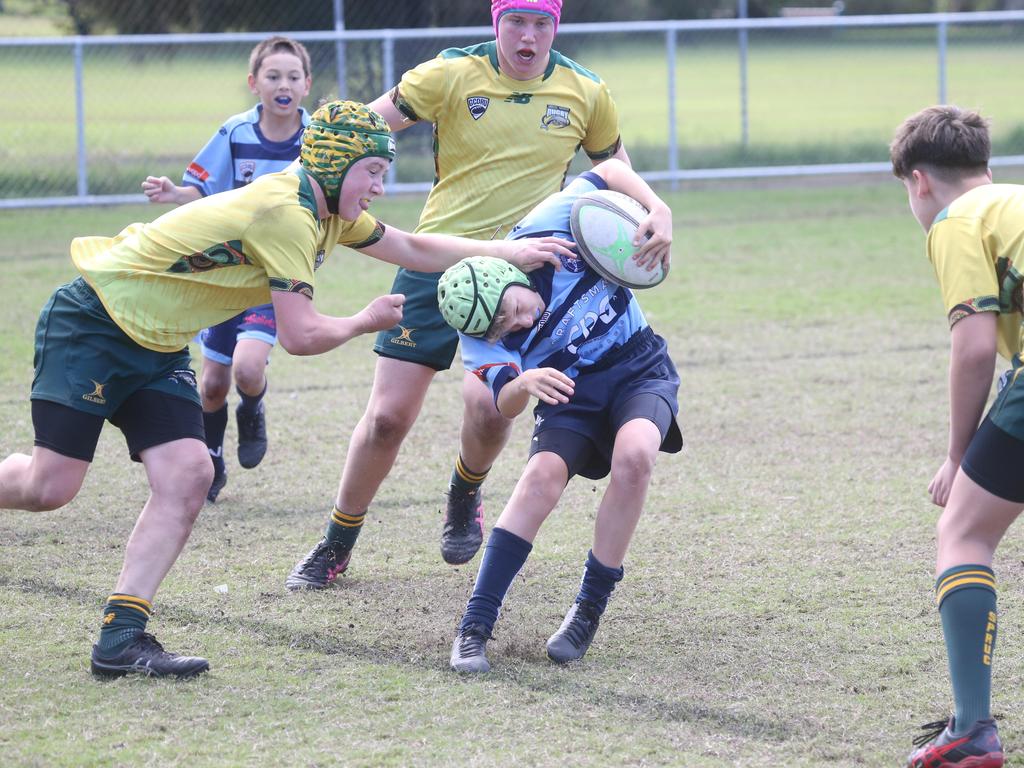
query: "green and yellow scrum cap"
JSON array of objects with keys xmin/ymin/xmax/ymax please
[{"xmin": 300, "ymin": 100, "xmax": 397, "ymax": 212}]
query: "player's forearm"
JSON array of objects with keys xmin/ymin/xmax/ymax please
[
  {"xmin": 496, "ymin": 379, "xmax": 531, "ymax": 419},
  {"xmin": 277, "ymin": 313, "xmax": 366, "ymax": 356},
  {"xmin": 946, "ymin": 338, "xmax": 996, "ymax": 463},
  {"xmin": 400, "ymin": 232, "xmax": 490, "ymax": 272},
  {"xmin": 599, "ymin": 159, "xmax": 668, "ymax": 215},
  {"xmin": 175, "ymin": 185, "xmax": 203, "ymax": 205}
]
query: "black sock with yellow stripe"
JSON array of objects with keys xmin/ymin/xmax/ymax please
[
  {"xmin": 449, "ymin": 455, "xmax": 489, "ymax": 496},
  {"xmin": 325, "ymin": 506, "xmax": 365, "ymax": 552},
  {"xmin": 96, "ymin": 594, "xmax": 152, "ymax": 656},
  {"xmin": 936, "ymin": 564, "xmax": 997, "ymax": 735}
]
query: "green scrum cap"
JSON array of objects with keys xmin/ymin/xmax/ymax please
[{"xmin": 437, "ymin": 256, "xmax": 532, "ymax": 337}]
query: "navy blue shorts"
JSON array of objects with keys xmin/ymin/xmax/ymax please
[
  {"xmin": 527, "ymin": 327, "xmax": 683, "ymax": 480},
  {"xmin": 200, "ymin": 303, "xmax": 276, "ymax": 364}
]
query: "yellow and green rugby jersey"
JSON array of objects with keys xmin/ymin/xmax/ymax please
[
  {"xmin": 71, "ymin": 168, "xmax": 384, "ymax": 353},
  {"xmin": 927, "ymin": 183, "xmax": 1024, "ymax": 361},
  {"xmin": 393, "ymin": 41, "xmax": 621, "ymax": 240}
]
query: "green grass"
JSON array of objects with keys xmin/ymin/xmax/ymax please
[
  {"xmin": 4, "ymin": 29, "xmax": 1024, "ymax": 196},
  {"xmin": 3, "ymin": 172, "xmax": 1024, "ymax": 766}
]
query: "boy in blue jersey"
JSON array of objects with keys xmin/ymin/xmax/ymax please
[
  {"xmin": 142, "ymin": 36, "xmax": 313, "ymax": 502},
  {"xmin": 438, "ymin": 159, "xmax": 680, "ymax": 672}
]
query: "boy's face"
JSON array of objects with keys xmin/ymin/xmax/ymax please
[
  {"xmin": 491, "ymin": 285, "xmax": 546, "ymax": 340},
  {"xmin": 249, "ymin": 52, "xmax": 311, "ymax": 118},
  {"xmin": 338, "ymin": 156, "xmax": 390, "ymax": 220},
  {"xmin": 495, "ymin": 13, "xmax": 555, "ymax": 81}
]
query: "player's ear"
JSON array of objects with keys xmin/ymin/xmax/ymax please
[
  {"xmin": 910, "ymin": 168, "xmax": 930, "ymax": 198},
  {"xmin": 247, "ymin": 73, "xmax": 258, "ymax": 94}
]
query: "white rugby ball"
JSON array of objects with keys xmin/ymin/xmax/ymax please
[{"xmin": 570, "ymin": 189, "xmax": 666, "ymax": 289}]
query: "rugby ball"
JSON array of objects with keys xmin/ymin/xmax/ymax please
[{"xmin": 570, "ymin": 190, "xmax": 666, "ymax": 289}]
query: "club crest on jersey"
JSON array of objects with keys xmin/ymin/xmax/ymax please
[
  {"xmin": 240, "ymin": 160, "xmax": 257, "ymax": 183},
  {"xmin": 541, "ymin": 104, "xmax": 570, "ymax": 130},
  {"xmin": 559, "ymin": 252, "xmax": 585, "ymax": 273},
  {"xmin": 467, "ymin": 96, "xmax": 490, "ymax": 120}
]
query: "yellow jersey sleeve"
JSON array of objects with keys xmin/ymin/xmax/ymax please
[
  {"xmin": 928, "ymin": 214, "xmax": 1000, "ymax": 328},
  {"xmin": 395, "ymin": 55, "xmax": 448, "ymax": 124},
  {"xmin": 581, "ymin": 81, "xmax": 622, "ymax": 159},
  {"xmin": 337, "ymin": 212, "xmax": 385, "ymax": 249},
  {"xmin": 245, "ymin": 206, "xmax": 320, "ymax": 298}
]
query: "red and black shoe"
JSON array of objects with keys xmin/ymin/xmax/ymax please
[{"xmin": 907, "ymin": 717, "xmax": 1003, "ymax": 768}]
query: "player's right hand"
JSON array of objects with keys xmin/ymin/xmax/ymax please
[
  {"xmin": 359, "ymin": 293, "xmax": 405, "ymax": 333},
  {"xmin": 519, "ymin": 367, "xmax": 574, "ymax": 405},
  {"xmin": 141, "ymin": 175, "xmax": 177, "ymax": 204}
]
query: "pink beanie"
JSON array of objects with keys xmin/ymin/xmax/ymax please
[{"xmin": 491, "ymin": 0, "xmax": 562, "ymax": 36}]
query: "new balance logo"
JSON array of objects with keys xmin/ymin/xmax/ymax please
[{"xmin": 505, "ymin": 92, "xmax": 533, "ymax": 105}]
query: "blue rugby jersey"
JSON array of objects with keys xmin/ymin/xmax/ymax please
[
  {"xmin": 460, "ymin": 171, "xmax": 650, "ymax": 402},
  {"xmin": 182, "ymin": 104, "xmax": 310, "ymax": 196}
]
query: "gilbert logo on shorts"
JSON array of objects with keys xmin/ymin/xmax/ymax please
[
  {"xmin": 390, "ymin": 326, "xmax": 417, "ymax": 347},
  {"xmin": 467, "ymin": 97, "xmax": 490, "ymax": 120},
  {"xmin": 82, "ymin": 380, "xmax": 108, "ymax": 405}
]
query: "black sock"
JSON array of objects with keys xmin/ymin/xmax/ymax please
[
  {"xmin": 203, "ymin": 404, "xmax": 228, "ymax": 473},
  {"xmin": 236, "ymin": 382, "xmax": 266, "ymax": 414}
]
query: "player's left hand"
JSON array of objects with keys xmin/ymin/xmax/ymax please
[
  {"xmin": 502, "ymin": 236, "xmax": 575, "ymax": 272},
  {"xmin": 519, "ymin": 367, "xmax": 575, "ymax": 405},
  {"xmin": 928, "ymin": 456, "xmax": 959, "ymax": 507},
  {"xmin": 633, "ymin": 202, "xmax": 672, "ymax": 275}
]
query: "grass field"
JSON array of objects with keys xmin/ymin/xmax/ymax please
[
  {"xmin": 3, "ymin": 171, "xmax": 1024, "ymax": 766},
  {"xmin": 3, "ymin": 27, "xmax": 1024, "ymax": 196}
]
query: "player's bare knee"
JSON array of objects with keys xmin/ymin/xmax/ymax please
[
  {"xmin": 232, "ymin": 363, "xmax": 265, "ymax": 395},
  {"xmin": 610, "ymin": 446, "xmax": 656, "ymax": 489},
  {"xmin": 27, "ymin": 477, "xmax": 81, "ymax": 511},
  {"xmin": 936, "ymin": 505, "xmax": 976, "ymax": 549},
  {"xmin": 518, "ymin": 462, "xmax": 563, "ymax": 508},
  {"xmin": 201, "ymin": 378, "xmax": 230, "ymax": 405},
  {"xmin": 466, "ymin": 404, "xmax": 512, "ymax": 441},
  {"xmin": 155, "ymin": 453, "xmax": 213, "ymax": 506},
  {"xmin": 365, "ymin": 408, "xmax": 415, "ymax": 448}
]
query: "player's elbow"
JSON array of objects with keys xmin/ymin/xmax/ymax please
[{"xmin": 277, "ymin": 329, "xmax": 316, "ymax": 356}]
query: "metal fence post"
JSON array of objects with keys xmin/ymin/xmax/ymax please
[
  {"xmin": 383, "ymin": 32, "xmax": 396, "ymax": 188},
  {"xmin": 73, "ymin": 38, "xmax": 87, "ymax": 197},
  {"xmin": 334, "ymin": 0, "xmax": 347, "ymax": 96},
  {"xmin": 738, "ymin": 0, "xmax": 749, "ymax": 148},
  {"xmin": 937, "ymin": 20, "xmax": 948, "ymax": 104},
  {"xmin": 667, "ymin": 28, "xmax": 678, "ymax": 191}
]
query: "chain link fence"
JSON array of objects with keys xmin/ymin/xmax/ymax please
[{"xmin": 2, "ymin": 4, "xmax": 1024, "ymax": 207}]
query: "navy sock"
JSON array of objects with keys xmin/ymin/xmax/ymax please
[
  {"xmin": 459, "ymin": 527, "xmax": 532, "ymax": 634},
  {"xmin": 236, "ymin": 382, "xmax": 266, "ymax": 413},
  {"xmin": 937, "ymin": 564, "xmax": 997, "ymax": 735},
  {"xmin": 203, "ymin": 404, "xmax": 228, "ymax": 474},
  {"xmin": 576, "ymin": 550, "xmax": 624, "ymax": 614}
]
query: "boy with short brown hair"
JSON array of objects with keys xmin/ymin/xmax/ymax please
[{"xmin": 891, "ymin": 104, "xmax": 1024, "ymax": 768}]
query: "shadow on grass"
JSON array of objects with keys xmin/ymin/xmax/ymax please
[{"xmin": 2, "ymin": 573, "xmax": 801, "ymax": 744}]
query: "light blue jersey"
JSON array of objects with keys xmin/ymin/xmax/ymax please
[
  {"xmin": 183, "ymin": 104, "xmax": 310, "ymax": 196},
  {"xmin": 461, "ymin": 171, "xmax": 650, "ymax": 402}
]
